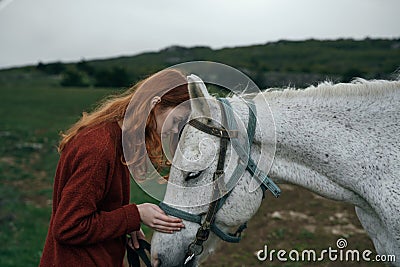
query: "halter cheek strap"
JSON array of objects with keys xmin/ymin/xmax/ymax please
[
  {"xmin": 221, "ymin": 98, "xmax": 281, "ymax": 197},
  {"xmin": 182, "ymin": 100, "xmax": 231, "ymax": 264}
]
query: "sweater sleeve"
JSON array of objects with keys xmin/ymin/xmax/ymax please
[{"xmin": 52, "ymin": 135, "xmax": 141, "ymax": 245}]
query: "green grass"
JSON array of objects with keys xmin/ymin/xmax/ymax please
[{"xmin": 0, "ymin": 85, "xmax": 156, "ymax": 266}]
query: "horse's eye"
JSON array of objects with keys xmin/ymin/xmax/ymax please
[{"xmin": 185, "ymin": 171, "xmax": 203, "ymax": 181}]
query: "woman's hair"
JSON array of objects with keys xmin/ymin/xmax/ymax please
[{"xmin": 58, "ymin": 68, "xmax": 190, "ymax": 179}]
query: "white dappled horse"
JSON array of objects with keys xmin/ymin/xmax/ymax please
[{"xmin": 151, "ymin": 77, "xmax": 400, "ymax": 267}]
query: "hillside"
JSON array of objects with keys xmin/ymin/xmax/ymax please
[{"xmin": 0, "ymin": 38, "xmax": 399, "ymax": 90}]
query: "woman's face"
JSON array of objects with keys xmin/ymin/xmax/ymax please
[{"xmin": 155, "ymin": 105, "xmax": 190, "ymax": 136}]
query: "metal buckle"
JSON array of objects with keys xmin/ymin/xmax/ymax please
[
  {"xmin": 214, "ymin": 170, "xmax": 224, "ymax": 177},
  {"xmin": 196, "ymin": 226, "xmax": 210, "ymax": 241},
  {"xmin": 210, "ymin": 127, "xmax": 224, "ymax": 137}
]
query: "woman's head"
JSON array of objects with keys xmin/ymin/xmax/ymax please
[
  {"xmin": 140, "ymin": 69, "xmax": 191, "ymax": 136},
  {"xmin": 126, "ymin": 69, "xmax": 190, "ymax": 178},
  {"xmin": 59, "ymin": 68, "xmax": 190, "ymax": 179}
]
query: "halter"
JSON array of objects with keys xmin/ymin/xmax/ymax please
[{"xmin": 159, "ymin": 98, "xmax": 281, "ymax": 266}]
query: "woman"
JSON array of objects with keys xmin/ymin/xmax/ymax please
[{"xmin": 40, "ymin": 69, "xmax": 189, "ymax": 266}]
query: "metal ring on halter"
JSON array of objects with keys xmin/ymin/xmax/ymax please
[
  {"xmin": 184, "ymin": 242, "xmax": 204, "ymax": 265},
  {"xmin": 188, "ymin": 242, "xmax": 203, "ymax": 256}
]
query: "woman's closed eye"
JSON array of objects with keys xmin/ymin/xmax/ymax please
[{"xmin": 185, "ymin": 170, "xmax": 203, "ymax": 181}]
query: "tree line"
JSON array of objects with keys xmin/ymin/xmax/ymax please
[
  {"xmin": 34, "ymin": 38, "xmax": 400, "ymax": 88},
  {"xmin": 37, "ymin": 60, "xmax": 134, "ymax": 88}
]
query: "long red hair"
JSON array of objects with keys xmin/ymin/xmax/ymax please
[{"xmin": 58, "ymin": 69, "xmax": 189, "ymax": 179}]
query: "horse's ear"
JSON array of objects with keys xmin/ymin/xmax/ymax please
[{"xmin": 187, "ymin": 74, "xmax": 211, "ymax": 119}]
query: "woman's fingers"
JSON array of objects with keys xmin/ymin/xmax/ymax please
[
  {"xmin": 151, "ymin": 218, "xmax": 185, "ymax": 234},
  {"xmin": 156, "ymin": 212, "xmax": 184, "ymax": 224},
  {"xmin": 131, "ymin": 232, "xmax": 140, "ymax": 249},
  {"xmin": 153, "ymin": 218, "xmax": 185, "ymax": 229},
  {"xmin": 128, "ymin": 229, "xmax": 146, "ymax": 249},
  {"xmin": 151, "ymin": 205, "xmax": 182, "ymax": 222},
  {"xmin": 137, "ymin": 203, "xmax": 185, "ymax": 232},
  {"xmin": 153, "ymin": 224, "xmax": 182, "ymax": 233},
  {"xmin": 138, "ymin": 228, "xmax": 146, "ymax": 239},
  {"xmin": 151, "ymin": 204, "xmax": 185, "ymax": 229}
]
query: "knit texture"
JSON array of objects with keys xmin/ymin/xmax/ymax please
[{"xmin": 40, "ymin": 122, "xmax": 141, "ymax": 267}]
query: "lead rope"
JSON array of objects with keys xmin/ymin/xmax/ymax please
[{"xmin": 127, "ymin": 235, "xmax": 152, "ymax": 267}]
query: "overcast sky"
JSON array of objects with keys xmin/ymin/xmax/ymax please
[{"xmin": 0, "ymin": 0, "xmax": 399, "ymax": 69}]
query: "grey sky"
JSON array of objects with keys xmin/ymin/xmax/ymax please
[{"xmin": 0, "ymin": 0, "xmax": 399, "ymax": 69}]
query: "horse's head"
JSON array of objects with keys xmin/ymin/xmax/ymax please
[{"xmin": 151, "ymin": 75, "xmax": 266, "ymax": 267}]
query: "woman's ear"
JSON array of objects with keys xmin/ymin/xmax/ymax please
[{"xmin": 150, "ymin": 96, "xmax": 161, "ymax": 109}]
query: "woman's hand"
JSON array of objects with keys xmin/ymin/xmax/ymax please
[
  {"xmin": 137, "ymin": 203, "xmax": 185, "ymax": 233},
  {"xmin": 128, "ymin": 228, "xmax": 146, "ymax": 249}
]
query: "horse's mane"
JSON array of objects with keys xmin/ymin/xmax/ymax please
[{"xmin": 259, "ymin": 78, "xmax": 400, "ymax": 99}]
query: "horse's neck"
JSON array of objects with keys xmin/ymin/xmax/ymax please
[{"xmin": 248, "ymin": 81, "xmax": 400, "ymax": 207}]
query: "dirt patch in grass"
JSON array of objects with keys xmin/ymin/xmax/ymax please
[
  {"xmin": 1, "ymin": 153, "xmax": 53, "ymax": 209},
  {"xmin": 204, "ymin": 185, "xmax": 384, "ymax": 267}
]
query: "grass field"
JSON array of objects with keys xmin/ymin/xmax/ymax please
[
  {"xmin": 0, "ymin": 84, "xmax": 386, "ymax": 266},
  {"xmin": 0, "ymin": 85, "xmax": 156, "ymax": 266}
]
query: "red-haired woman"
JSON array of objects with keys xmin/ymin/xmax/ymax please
[{"xmin": 40, "ymin": 69, "xmax": 189, "ymax": 266}]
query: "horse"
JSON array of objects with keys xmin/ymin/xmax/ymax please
[{"xmin": 151, "ymin": 76, "xmax": 400, "ymax": 267}]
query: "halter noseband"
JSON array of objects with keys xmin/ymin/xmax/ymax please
[{"xmin": 159, "ymin": 98, "xmax": 281, "ymax": 266}]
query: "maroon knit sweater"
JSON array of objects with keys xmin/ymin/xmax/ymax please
[{"xmin": 40, "ymin": 122, "xmax": 141, "ymax": 267}]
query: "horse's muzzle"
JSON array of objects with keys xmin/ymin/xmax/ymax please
[{"xmin": 154, "ymin": 253, "xmax": 196, "ymax": 267}]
